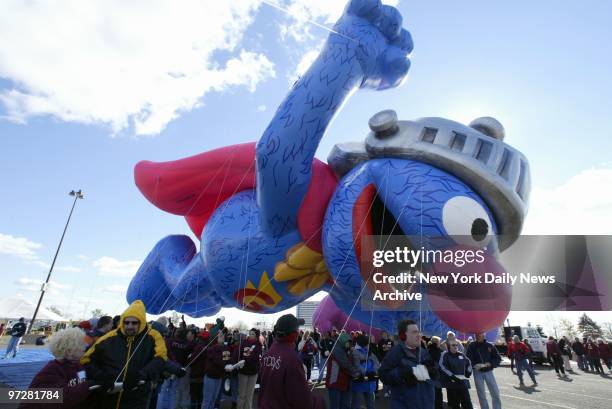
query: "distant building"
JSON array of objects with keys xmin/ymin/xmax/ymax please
[{"xmin": 296, "ymin": 301, "xmax": 318, "ymax": 328}]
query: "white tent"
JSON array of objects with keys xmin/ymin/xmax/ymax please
[{"xmin": 0, "ymin": 297, "xmax": 68, "ymax": 322}]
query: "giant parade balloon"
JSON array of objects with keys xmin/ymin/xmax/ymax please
[{"xmin": 127, "ymin": 0, "xmax": 530, "ymax": 337}]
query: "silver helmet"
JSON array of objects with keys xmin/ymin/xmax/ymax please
[{"xmin": 328, "ymin": 109, "xmax": 531, "ymax": 251}]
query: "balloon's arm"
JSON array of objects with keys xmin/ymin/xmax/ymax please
[{"xmin": 255, "ymin": 35, "xmax": 364, "ymax": 236}]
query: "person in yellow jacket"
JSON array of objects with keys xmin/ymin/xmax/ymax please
[{"xmin": 81, "ymin": 300, "xmax": 167, "ymax": 409}]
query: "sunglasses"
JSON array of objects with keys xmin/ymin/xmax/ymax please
[{"xmin": 123, "ymin": 320, "xmax": 139, "ymax": 326}]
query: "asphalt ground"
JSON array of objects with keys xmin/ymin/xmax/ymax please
[{"xmin": 1, "ymin": 357, "xmax": 610, "ymax": 408}]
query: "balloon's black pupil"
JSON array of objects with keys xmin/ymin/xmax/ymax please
[{"xmin": 471, "ymin": 218, "xmax": 488, "ymax": 241}]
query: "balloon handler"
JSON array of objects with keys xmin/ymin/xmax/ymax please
[
  {"xmin": 127, "ymin": 0, "xmax": 531, "ymax": 338},
  {"xmin": 258, "ymin": 314, "xmax": 326, "ymax": 409}
]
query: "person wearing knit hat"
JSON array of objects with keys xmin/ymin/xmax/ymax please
[{"xmin": 258, "ymin": 314, "xmax": 325, "ymax": 409}]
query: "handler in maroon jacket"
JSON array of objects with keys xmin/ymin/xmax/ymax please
[
  {"xmin": 258, "ymin": 314, "xmax": 326, "ymax": 409},
  {"xmin": 20, "ymin": 328, "xmax": 93, "ymax": 409}
]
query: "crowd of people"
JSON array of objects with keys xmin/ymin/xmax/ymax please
[{"xmin": 10, "ymin": 300, "xmax": 612, "ymax": 409}]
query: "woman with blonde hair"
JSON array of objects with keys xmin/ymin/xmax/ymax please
[{"xmin": 20, "ymin": 327, "xmax": 92, "ymax": 408}]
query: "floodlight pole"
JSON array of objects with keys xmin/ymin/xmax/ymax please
[{"xmin": 28, "ymin": 190, "xmax": 84, "ymax": 334}]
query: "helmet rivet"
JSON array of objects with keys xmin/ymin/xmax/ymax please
[{"xmin": 369, "ymin": 109, "xmax": 398, "ymax": 137}]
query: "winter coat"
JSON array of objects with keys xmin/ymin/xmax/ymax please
[
  {"xmin": 351, "ymin": 345, "xmax": 380, "ymax": 393},
  {"xmin": 258, "ymin": 340, "xmax": 325, "ymax": 409},
  {"xmin": 438, "ymin": 351, "xmax": 472, "ymax": 389},
  {"xmin": 466, "ymin": 341, "xmax": 501, "ymax": 372},
  {"xmin": 598, "ymin": 343, "xmax": 610, "ymax": 361},
  {"xmin": 572, "ymin": 341, "xmax": 585, "ymax": 355},
  {"xmin": 19, "ymin": 359, "xmax": 92, "ymax": 409},
  {"xmin": 10, "ymin": 322, "xmax": 27, "ymax": 337},
  {"xmin": 546, "ymin": 340, "xmax": 562, "ymax": 358},
  {"xmin": 167, "ymin": 337, "xmax": 194, "ymax": 366},
  {"xmin": 558, "ymin": 339, "xmax": 572, "ymax": 357},
  {"xmin": 325, "ymin": 334, "xmax": 360, "ymax": 391},
  {"xmin": 80, "ymin": 300, "xmax": 167, "ymax": 409},
  {"xmin": 188, "ymin": 342, "xmax": 207, "ymax": 380},
  {"xmin": 379, "ymin": 343, "xmax": 437, "ymax": 409},
  {"xmin": 585, "ymin": 342, "xmax": 600, "ymax": 359},
  {"xmin": 205, "ymin": 343, "xmax": 233, "ymax": 379},
  {"xmin": 508, "ymin": 342, "xmax": 530, "ymax": 362},
  {"xmin": 237, "ymin": 338, "xmax": 262, "ymax": 376}
]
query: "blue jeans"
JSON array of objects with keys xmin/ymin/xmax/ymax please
[
  {"xmin": 516, "ymin": 358, "xmax": 536, "ymax": 383},
  {"xmin": 576, "ymin": 354, "xmax": 587, "ymax": 370},
  {"xmin": 473, "ymin": 370, "xmax": 501, "ymax": 409},
  {"xmin": 4, "ymin": 336, "xmax": 21, "ymax": 358},
  {"xmin": 202, "ymin": 376, "xmax": 223, "ymax": 409},
  {"xmin": 156, "ymin": 377, "xmax": 177, "ymax": 409},
  {"xmin": 328, "ymin": 389, "xmax": 351, "ymax": 409},
  {"xmin": 351, "ymin": 391, "xmax": 374, "ymax": 409}
]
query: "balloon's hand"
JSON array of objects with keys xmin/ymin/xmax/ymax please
[{"xmin": 330, "ymin": 0, "xmax": 413, "ymax": 90}]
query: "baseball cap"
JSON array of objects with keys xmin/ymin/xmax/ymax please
[{"xmin": 273, "ymin": 314, "xmax": 305, "ymax": 337}]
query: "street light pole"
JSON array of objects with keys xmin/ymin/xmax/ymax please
[{"xmin": 28, "ymin": 190, "xmax": 84, "ymax": 334}]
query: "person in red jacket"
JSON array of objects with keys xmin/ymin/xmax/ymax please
[
  {"xmin": 20, "ymin": 328, "xmax": 93, "ymax": 409},
  {"xmin": 258, "ymin": 314, "xmax": 326, "ymax": 409},
  {"xmin": 598, "ymin": 339, "xmax": 611, "ymax": 372},
  {"xmin": 507, "ymin": 336, "xmax": 537, "ymax": 386}
]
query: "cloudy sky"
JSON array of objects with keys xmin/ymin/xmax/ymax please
[{"xmin": 1, "ymin": 0, "xmax": 611, "ymax": 332}]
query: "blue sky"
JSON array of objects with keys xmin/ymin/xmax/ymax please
[{"xmin": 1, "ymin": 1, "xmax": 611, "ymax": 331}]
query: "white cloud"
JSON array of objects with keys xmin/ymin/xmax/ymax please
[
  {"xmin": 15, "ymin": 277, "xmax": 69, "ymax": 293},
  {"xmin": 289, "ymin": 47, "xmax": 322, "ymax": 84},
  {"xmin": 0, "ymin": 233, "xmax": 42, "ymax": 260},
  {"xmin": 56, "ymin": 265, "xmax": 82, "ymax": 273},
  {"xmin": 76, "ymin": 254, "xmax": 90, "ymax": 261},
  {"xmin": 0, "ymin": 1, "xmax": 275, "ymax": 135},
  {"xmin": 257, "ymin": 104, "xmax": 267, "ymax": 112},
  {"xmin": 104, "ymin": 284, "xmax": 129, "ymax": 294},
  {"xmin": 93, "ymin": 256, "xmax": 141, "ymax": 277},
  {"xmin": 276, "ymin": 0, "xmax": 399, "ymax": 42},
  {"xmin": 523, "ymin": 167, "xmax": 612, "ymax": 234}
]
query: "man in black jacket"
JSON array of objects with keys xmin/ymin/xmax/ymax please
[
  {"xmin": 572, "ymin": 337, "xmax": 587, "ymax": 371},
  {"xmin": 4, "ymin": 317, "xmax": 27, "ymax": 359},
  {"xmin": 466, "ymin": 333, "xmax": 501, "ymax": 409},
  {"xmin": 81, "ymin": 300, "xmax": 167, "ymax": 409}
]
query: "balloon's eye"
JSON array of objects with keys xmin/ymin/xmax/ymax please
[
  {"xmin": 442, "ymin": 196, "xmax": 493, "ymax": 248},
  {"xmin": 471, "ymin": 218, "xmax": 489, "ymax": 242}
]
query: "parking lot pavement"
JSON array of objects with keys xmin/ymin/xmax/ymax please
[
  {"xmin": 309, "ymin": 360, "xmax": 612, "ymax": 409},
  {"xmin": 483, "ymin": 361, "xmax": 612, "ymax": 409}
]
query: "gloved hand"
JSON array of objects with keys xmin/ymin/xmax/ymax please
[
  {"xmin": 400, "ymin": 366, "xmax": 417, "ymax": 385},
  {"xmin": 177, "ymin": 367, "xmax": 187, "ymax": 378},
  {"xmin": 413, "ymin": 365, "xmax": 430, "ymax": 382},
  {"xmin": 224, "ymin": 365, "xmax": 233, "ymax": 372},
  {"xmin": 236, "ymin": 360, "xmax": 245, "ymax": 369},
  {"xmin": 107, "ymin": 382, "xmax": 123, "ymax": 394},
  {"xmin": 324, "ymin": 350, "xmax": 330, "ymax": 357},
  {"xmin": 365, "ymin": 371, "xmax": 377, "ymax": 379},
  {"xmin": 451, "ymin": 375, "xmax": 461, "ymax": 383},
  {"xmin": 122, "ymin": 375, "xmax": 139, "ymax": 391}
]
